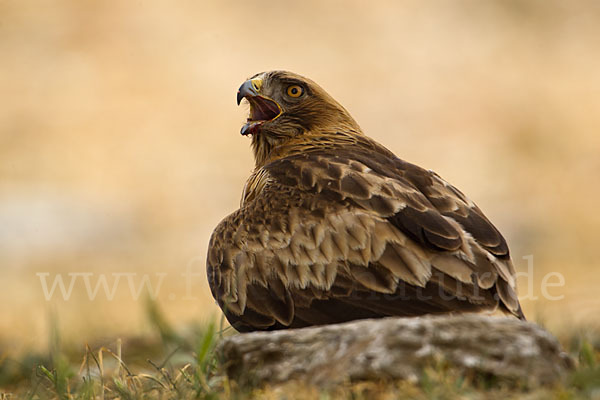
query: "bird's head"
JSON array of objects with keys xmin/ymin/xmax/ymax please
[{"xmin": 236, "ymin": 71, "xmax": 360, "ymax": 165}]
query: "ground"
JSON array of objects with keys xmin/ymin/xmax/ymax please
[{"xmin": 1, "ymin": 302, "xmax": 599, "ymax": 399}]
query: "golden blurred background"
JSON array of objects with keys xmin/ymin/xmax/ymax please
[{"xmin": 1, "ymin": 0, "xmax": 599, "ymax": 354}]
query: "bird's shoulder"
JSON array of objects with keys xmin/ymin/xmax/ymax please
[{"xmin": 242, "ymin": 132, "xmax": 401, "ymax": 204}]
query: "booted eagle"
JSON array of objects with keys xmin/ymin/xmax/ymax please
[{"xmin": 207, "ymin": 71, "xmax": 524, "ymax": 332}]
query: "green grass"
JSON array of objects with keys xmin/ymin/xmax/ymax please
[
  {"xmin": 1, "ymin": 303, "xmax": 599, "ymax": 399},
  {"xmin": 0, "ymin": 299, "xmax": 232, "ymax": 399}
]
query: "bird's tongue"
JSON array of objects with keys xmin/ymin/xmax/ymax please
[
  {"xmin": 249, "ymin": 97, "xmax": 280, "ymax": 121},
  {"xmin": 240, "ymin": 96, "xmax": 281, "ymax": 136}
]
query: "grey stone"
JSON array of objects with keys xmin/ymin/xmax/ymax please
[{"xmin": 219, "ymin": 314, "xmax": 574, "ymax": 387}]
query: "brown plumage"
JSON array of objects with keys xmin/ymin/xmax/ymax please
[{"xmin": 207, "ymin": 71, "xmax": 525, "ymax": 332}]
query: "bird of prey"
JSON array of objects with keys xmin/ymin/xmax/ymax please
[{"xmin": 207, "ymin": 71, "xmax": 525, "ymax": 332}]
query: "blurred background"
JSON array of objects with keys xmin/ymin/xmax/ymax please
[{"xmin": 1, "ymin": 0, "xmax": 599, "ymax": 355}]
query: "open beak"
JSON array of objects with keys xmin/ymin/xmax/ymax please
[{"xmin": 236, "ymin": 78, "xmax": 282, "ymax": 136}]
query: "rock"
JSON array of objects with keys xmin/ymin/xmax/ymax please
[{"xmin": 219, "ymin": 314, "xmax": 574, "ymax": 388}]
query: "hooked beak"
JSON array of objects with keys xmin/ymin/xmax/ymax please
[
  {"xmin": 236, "ymin": 77, "xmax": 282, "ymax": 136},
  {"xmin": 237, "ymin": 79, "xmax": 259, "ymax": 105}
]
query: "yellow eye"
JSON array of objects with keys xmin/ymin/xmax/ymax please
[{"xmin": 286, "ymin": 85, "xmax": 303, "ymax": 98}]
